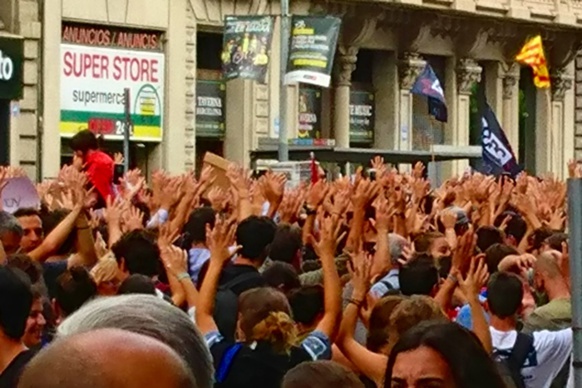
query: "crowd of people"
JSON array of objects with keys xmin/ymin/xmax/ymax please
[{"xmin": 0, "ymin": 129, "xmax": 578, "ymax": 388}]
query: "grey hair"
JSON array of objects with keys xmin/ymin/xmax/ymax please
[
  {"xmin": 58, "ymin": 294, "xmax": 213, "ymax": 388},
  {"xmin": 389, "ymin": 233, "xmax": 409, "ymax": 265},
  {"xmin": 0, "ymin": 211, "xmax": 23, "ymax": 237}
]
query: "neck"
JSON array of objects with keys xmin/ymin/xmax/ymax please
[
  {"xmin": 0, "ymin": 335, "xmax": 26, "ymax": 375},
  {"xmin": 234, "ymin": 256, "xmax": 259, "ymax": 269},
  {"xmin": 545, "ymin": 280, "xmax": 571, "ymax": 301},
  {"xmin": 489, "ymin": 315, "xmax": 518, "ymax": 332}
]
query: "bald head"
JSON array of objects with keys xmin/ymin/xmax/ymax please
[{"xmin": 18, "ymin": 328, "xmax": 196, "ymax": 388}]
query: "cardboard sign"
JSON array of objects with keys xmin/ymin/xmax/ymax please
[
  {"xmin": 202, "ymin": 152, "xmax": 231, "ymax": 197},
  {"xmin": 1, "ymin": 177, "xmax": 40, "ymax": 213}
]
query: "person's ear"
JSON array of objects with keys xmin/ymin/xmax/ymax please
[
  {"xmin": 52, "ymin": 298, "xmax": 63, "ymax": 325},
  {"xmin": 483, "ymin": 300, "xmax": 491, "ymax": 313}
]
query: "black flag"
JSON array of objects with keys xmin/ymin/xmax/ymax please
[{"xmin": 480, "ymin": 102, "xmax": 521, "ymax": 177}]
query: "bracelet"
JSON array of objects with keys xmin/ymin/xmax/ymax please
[
  {"xmin": 303, "ymin": 205, "xmax": 317, "ymax": 216},
  {"xmin": 347, "ymin": 298, "xmax": 364, "ymax": 308},
  {"xmin": 447, "ymin": 274, "xmax": 458, "ymax": 283},
  {"xmin": 176, "ymin": 272, "xmax": 190, "ymax": 281}
]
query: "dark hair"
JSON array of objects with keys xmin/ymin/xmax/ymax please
[
  {"xmin": 236, "ymin": 216, "xmax": 277, "ymax": 263},
  {"xmin": 485, "ymin": 243, "xmax": 519, "ymax": 275},
  {"xmin": 0, "ymin": 267, "xmax": 33, "ymax": 339},
  {"xmin": 111, "ymin": 230, "xmax": 161, "ymax": 277},
  {"xmin": 262, "ymin": 262, "xmax": 301, "ymax": 294},
  {"xmin": 269, "ymin": 224, "xmax": 302, "ymax": 264},
  {"xmin": 529, "ymin": 227, "xmax": 555, "ymax": 252},
  {"xmin": 55, "ymin": 266, "xmax": 97, "ymax": 317},
  {"xmin": 13, "ymin": 207, "xmax": 42, "ymax": 219},
  {"xmin": 413, "ymin": 231, "xmax": 444, "ymax": 253},
  {"xmin": 398, "ymin": 254, "xmax": 439, "ymax": 296},
  {"xmin": 282, "ymin": 360, "xmax": 364, "ymax": 388},
  {"xmin": 183, "ymin": 207, "xmax": 216, "ymax": 247},
  {"xmin": 487, "ymin": 272, "xmax": 523, "ymax": 319},
  {"xmin": 42, "ymin": 209, "xmax": 76, "ymax": 256},
  {"xmin": 544, "ymin": 233, "xmax": 568, "ymax": 251},
  {"xmin": 476, "ymin": 226, "xmax": 504, "ymax": 253},
  {"xmin": 287, "ymin": 285, "xmax": 324, "ymax": 326},
  {"xmin": 118, "ymin": 274, "xmax": 157, "ymax": 296},
  {"xmin": 6, "ymin": 254, "xmax": 43, "ymax": 284},
  {"xmin": 366, "ymin": 295, "xmax": 405, "ymax": 353},
  {"xmin": 70, "ymin": 130, "xmax": 98, "ymax": 154},
  {"xmin": 495, "ymin": 211, "xmax": 526, "ymax": 243},
  {"xmin": 385, "ymin": 321, "xmax": 506, "ymax": 388}
]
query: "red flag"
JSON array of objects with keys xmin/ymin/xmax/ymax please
[{"xmin": 310, "ymin": 152, "xmax": 318, "ymax": 184}]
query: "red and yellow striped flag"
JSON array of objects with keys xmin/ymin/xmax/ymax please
[{"xmin": 516, "ymin": 35, "xmax": 550, "ymax": 88}]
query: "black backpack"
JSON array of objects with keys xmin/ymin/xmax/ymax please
[
  {"xmin": 493, "ymin": 333, "xmax": 534, "ymax": 388},
  {"xmin": 213, "ymin": 272, "xmax": 260, "ymax": 342}
]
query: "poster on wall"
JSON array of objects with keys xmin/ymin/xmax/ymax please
[
  {"xmin": 298, "ymin": 86, "xmax": 322, "ymax": 139},
  {"xmin": 284, "ymin": 16, "xmax": 341, "ymax": 88},
  {"xmin": 60, "ymin": 23, "xmax": 165, "ymax": 142},
  {"xmin": 221, "ymin": 15, "xmax": 274, "ymax": 83},
  {"xmin": 196, "ymin": 80, "xmax": 226, "ymax": 138},
  {"xmin": 349, "ymin": 90, "xmax": 374, "ymax": 144}
]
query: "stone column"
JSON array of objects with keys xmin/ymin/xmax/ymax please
[
  {"xmin": 548, "ymin": 70, "xmax": 574, "ymax": 178},
  {"xmin": 397, "ymin": 53, "xmax": 426, "ymax": 152},
  {"xmin": 454, "ymin": 58, "xmax": 482, "ymax": 175},
  {"xmin": 333, "ymin": 47, "xmax": 358, "ymax": 148},
  {"xmin": 373, "ymin": 51, "xmax": 398, "ymax": 150},
  {"xmin": 502, "ymin": 64, "xmax": 520, "ymax": 157}
]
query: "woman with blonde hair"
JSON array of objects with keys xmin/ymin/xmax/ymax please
[
  {"xmin": 196, "ymin": 216, "xmax": 341, "ymax": 388},
  {"xmin": 90, "ymin": 256, "xmax": 121, "ymax": 296}
]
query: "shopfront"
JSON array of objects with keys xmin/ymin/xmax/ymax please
[
  {"xmin": 59, "ymin": 22, "xmax": 165, "ymax": 170},
  {"xmin": 0, "ymin": 34, "xmax": 23, "ymax": 165}
]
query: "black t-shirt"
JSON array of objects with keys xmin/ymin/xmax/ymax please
[
  {"xmin": 42, "ymin": 260, "xmax": 68, "ymax": 299},
  {"xmin": 218, "ymin": 264, "xmax": 265, "ymax": 295},
  {"xmin": 206, "ymin": 330, "xmax": 331, "ymax": 388},
  {"xmin": 0, "ymin": 350, "xmax": 36, "ymax": 388}
]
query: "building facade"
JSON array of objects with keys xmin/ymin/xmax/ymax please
[{"xmin": 2, "ymin": 0, "xmax": 582, "ymax": 180}]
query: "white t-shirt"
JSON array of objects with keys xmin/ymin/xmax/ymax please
[{"xmin": 490, "ymin": 327, "xmax": 572, "ymax": 388}]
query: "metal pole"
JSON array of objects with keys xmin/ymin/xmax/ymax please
[
  {"xmin": 123, "ymin": 88, "xmax": 131, "ymax": 174},
  {"xmin": 568, "ymin": 178, "xmax": 582, "ymax": 387},
  {"xmin": 278, "ymin": 0, "xmax": 290, "ymax": 162}
]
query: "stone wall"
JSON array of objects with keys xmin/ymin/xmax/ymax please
[{"xmin": 576, "ymin": 55, "xmax": 582, "ymax": 161}]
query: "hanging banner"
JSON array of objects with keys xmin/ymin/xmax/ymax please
[
  {"xmin": 196, "ymin": 80, "xmax": 226, "ymax": 138},
  {"xmin": 0, "ymin": 35, "xmax": 24, "ymax": 100},
  {"xmin": 298, "ymin": 86, "xmax": 322, "ymax": 139},
  {"xmin": 349, "ymin": 90, "xmax": 374, "ymax": 144},
  {"xmin": 221, "ymin": 15, "xmax": 274, "ymax": 83},
  {"xmin": 284, "ymin": 16, "xmax": 341, "ymax": 88}
]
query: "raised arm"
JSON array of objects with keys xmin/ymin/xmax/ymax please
[
  {"xmin": 310, "ymin": 215, "xmax": 342, "ymax": 341},
  {"xmin": 195, "ymin": 215, "xmax": 239, "ymax": 335}
]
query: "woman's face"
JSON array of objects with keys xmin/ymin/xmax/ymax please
[
  {"xmin": 389, "ymin": 346, "xmax": 456, "ymax": 388},
  {"xmin": 97, "ymin": 278, "xmax": 121, "ymax": 296},
  {"xmin": 22, "ymin": 298, "xmax": 46, "ymax": 348}
]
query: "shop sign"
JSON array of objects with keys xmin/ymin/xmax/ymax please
[
  {"xmin": 196, "ymin": 80, "xmax": 226, "ymax": 138},
  {"xmin": 349, "ymin": 90, "xmax": 374, "ymax": 144},
  {"xmin": 298, "ymin": 86, "xmax": 322, "ymax": 139},
  {"xmin": 62, "ymin": 22, "xmax": 163, "ymax": 51},
  {"xmin": 221, "ymin": 15, "xmax": 274, "ymax": 83},
  {"xmin": 59, "ymin": 43, "xmax": 165, "ymax": 141},
  {"xmin": 0, "ymin": 36, "xmax": 24, "ymax": 100},
  {"xmin": 284, "ymin": 16, "xmax": 341, "ymax": 88}
]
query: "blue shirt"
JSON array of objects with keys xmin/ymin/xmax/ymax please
[
  {"xmin": 455, "ymin": 294, "xmax": 489, "ymax": 329},
  {"xmin": 188, "ymin": 248, "xmax": 211, "ymax": 284},
  {"xmin": 369, "ymin": 269, "xmax": 400, "ymax": 298}
]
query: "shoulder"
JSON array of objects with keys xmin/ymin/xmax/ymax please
[{"xmin": 300, "ymin": 330, "xmax": 332, "ymax": 361}]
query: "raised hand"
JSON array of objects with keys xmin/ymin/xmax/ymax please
[
  {"xmin": 440, "ymin": 209, "xmax": 457, "ymax": 230},
  {"xmin": 207, "ymin": 186, "xmax": 229, "ymax": 212},
  {"xmin": 306, "ymin": 180, "xmax": 329, "ymax": 209},
  {"xmin": 206, "ymin": 215, "xmax": 239, "ymax": 265},
  {"xmin": 227, "ymin": 163, "xmax": 252, "ymax": 194},
  {"xmin": 123, "ymin": 206, "xmax": 144, "ymax": 232},
  {"xmin": 309, "ymin": 215, "xmax": 340, "ymax": 259},
  {"xmin": 161, "ymin": 245, "xmax": 189, "ymax": 278},
  {"xmin": 158, "ymin": 223, "xmax": 180, "ymax": 249},
  {"xmin": 457, "ymin": 255, "xmax": 489, "ymax": 299},
  {"xmin": 260, "ymin": 171, "xmax": 287, "ymax": 206},
  {"xmin": 348, "ymin": 251, "xmax": 372, "ymax": 301},
  {"xmin": 113, "ymin": 152, "xmax": 125, "ymax": 165}
]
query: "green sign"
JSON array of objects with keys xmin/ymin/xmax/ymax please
[
  {"xmin": 298, "ymin": 86, "xmax": 322, "ymax": 139},
  {"xmin": 284, "ymin": 16, "xmax": 341, "ymax": 88},
  {"xmin": 221, "ymin": 15, "xmax": 274, "ymax": 83},
  {"xmin": 196, "ymin": 80, "xmax": 226, "ymax": 138},
  {"xmin": 0, "ymin": 36, "xmax": 24, "ymax": 100},
  {"xmin": 350, "ymin": 90, "xmax": 374, "ymax": 144}
]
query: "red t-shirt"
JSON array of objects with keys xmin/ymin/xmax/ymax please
[{"xmin": 85, "ymin": 150, "xmax": 114, "ymax": 201}]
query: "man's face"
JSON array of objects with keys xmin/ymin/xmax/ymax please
[
  {"xmin": 18, "ymin": 215, "xmax": 44, "ymax": 252},
  {"xmin": 22, "ymin": 298, "xmax": 46, "ymax": 348},
  {"xmin": 0, "ymin": 231, "xmax": 22, "ymax": 255},
  {"xmin": 430, "ymin": 237, "xmax": 452, "ymax": 260}
]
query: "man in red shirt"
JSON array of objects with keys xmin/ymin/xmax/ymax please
[{"xmin": 70, "ymin": 130, "xmax": 114, "ymax": 208}]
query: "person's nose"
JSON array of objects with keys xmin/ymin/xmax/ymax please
[{"xmin": 37, "ymin": 313, "xmax": 46, "ymax": 326}]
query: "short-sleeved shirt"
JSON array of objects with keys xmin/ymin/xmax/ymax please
[
  {"xmin": 0, "ymin": 350, "xmax": 36, "ymax": 388},
  {"xmin": 205, "ymin": 330, "xmax": 331, "ymax": 388},
  {"xmin": 490, "ymin": 327, "xmax": 572, "ymax": 388}
]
